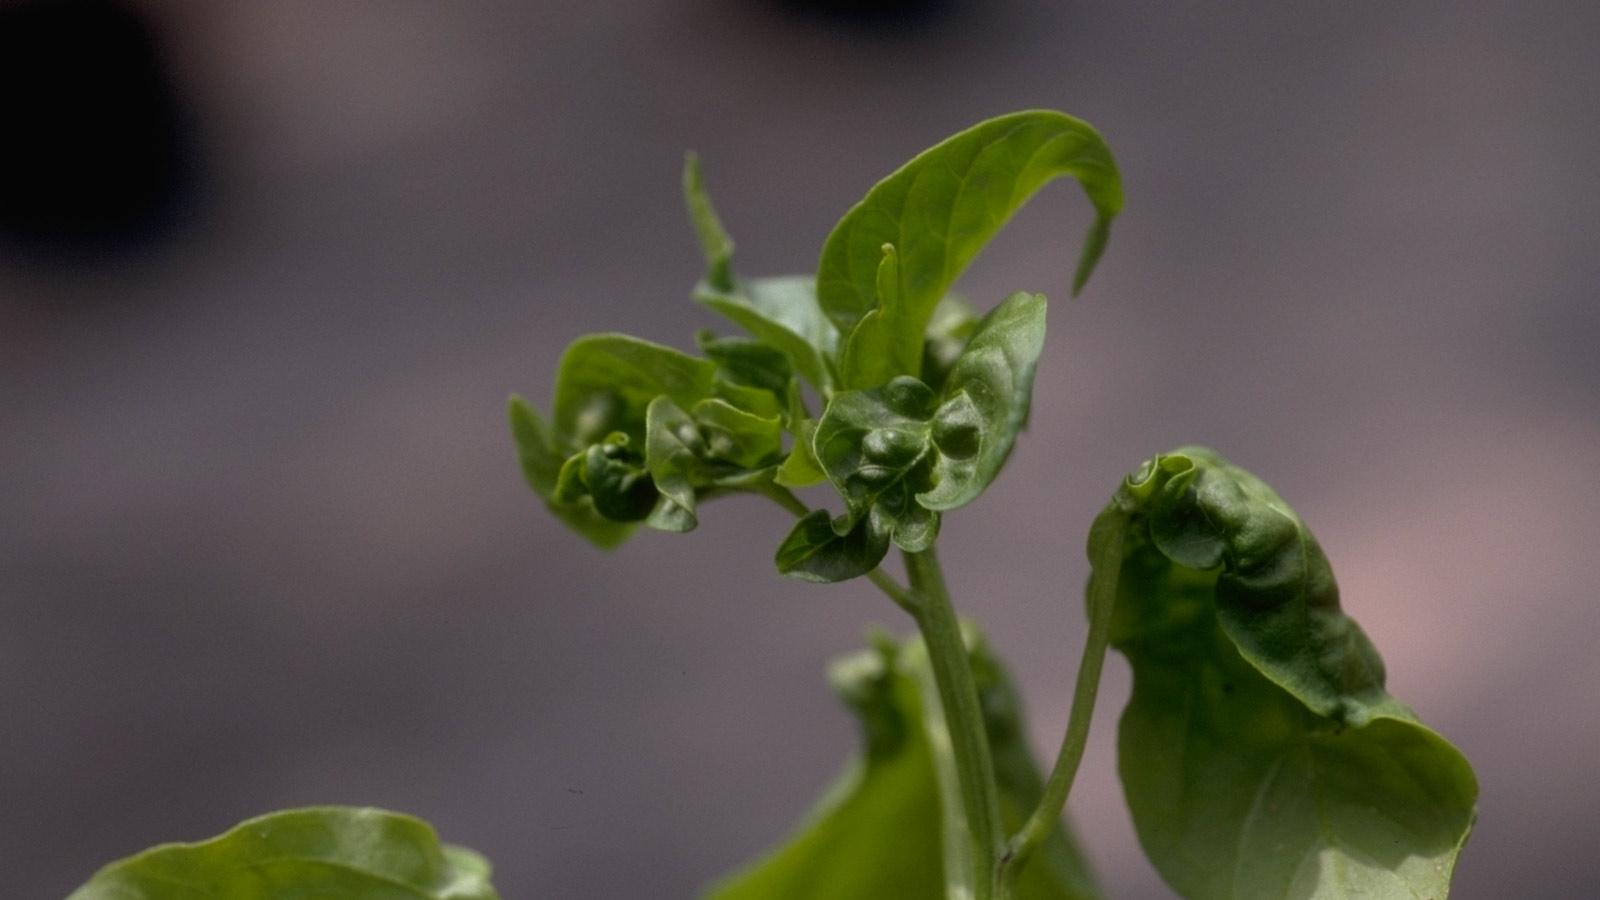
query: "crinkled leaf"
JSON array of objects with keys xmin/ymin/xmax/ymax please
[
  {"xmin": 817, "ymin": 109, "xmax": 1121, "ymax": 384},
  {"xmin": 812, "ymin": 293, "xmax": 1047, "ymax": 539},
  {"xmin": 579, "ymin": 435, "xmax": 658, "ymax": 522},
  {"xmin": 917, "ymin": 291, "xmax": 1047, "ymax": 511},
  {"xmin": 812, "ymin": 376, "xmax": 943, "ymax": 552},
  {"xmin": 1097, "ymin": 447, "xmax": 1478, "ymax": 899},
  {"xmin": 684, "ymin": 156, "xmax": 839, "ymax": 391},
  {"xmin": 552, "ymin": 334, "xmax": 717, "ymax": 444},
  {"xmin": 773, "ymin": 509, "xmax": 890, "ymax": 583},
  {"xmin": 705, "ymin": 633, "xmax": 1097, "ymax": 900},
  {"xmin": 508, "ymin": 397, "xmax": 633, "ymax": 548},
  {"xmin": 68, "ymin": 806, "xmax": 499, "ymax": 900}
]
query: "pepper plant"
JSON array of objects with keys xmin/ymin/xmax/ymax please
[{"xmin": 68, "ymin": 111, "xmax": 1477, "ymax": 900}]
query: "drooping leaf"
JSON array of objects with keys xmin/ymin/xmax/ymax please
[
  {"xmin": 817, "ymin": 110, "xmax": 1121, "ymax": 387},
  {"xmin": 683, "ymin": 156, "xmax": 839, "ymax": 391},
  {"xmin": 68, "ymin": 806, "xmax": 499, "ymax": 900},
  {"xmin": 705, "ymin": 633, "xmax": 1098, "ymax": 900},
  {"xmin": 1096, "ymin": 447, "xmax": 1478, "ymax": 899},
  {"xmin": 773, "ymin": 509, "xmax": 891, "ymax": 584},
  {"xmin": 508, "ymin": 396, "xmax": 633, "ymax": 548},
  {"xmin": 552, "ymin": 334, "xmax": 718, "ymax": 445}
]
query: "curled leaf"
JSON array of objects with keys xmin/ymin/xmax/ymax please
[
  {"xmin": 1097, "ymin": 447, "xmax": 1478, "ymax": 899},
  {"xmin": 817, "ymin": 109, "xmax": 1122, "ymax": 384},
  {"xmin": 774, "ymin": 509, "xmax": 891, "ymax": 583}
]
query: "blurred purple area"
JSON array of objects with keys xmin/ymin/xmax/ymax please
[{"xmin": 3, "ymin": 1, "xmax": 1597, "ymax": 896}]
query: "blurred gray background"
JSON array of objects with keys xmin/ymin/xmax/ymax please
[{"xmin": 3, "ymin": 1, "xmax": 1597, "ymax": 896}]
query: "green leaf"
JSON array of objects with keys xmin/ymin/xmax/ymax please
[
  {"xmin": 644, "ymin": 396, "xmax": 706, "ymax": 532},
  {"xmin": 817, "ymin": 109, "xmax": 1121, "ymax": 385},
  {"xmin": 811, "ymin": 293, "xmax": 1047, "ymax": 539},
  {"xmin": 683, "ymin": 156, "xmax": 839, "ymax": 391},
  {"xmin": 705, "ymin": 634, "xmax": 1097, "ymax": 900},
  {"xmin": 69, "ymin": 806, "xmax": 499, "ymax": 900},
  {"xmin": 1097, "ymin": 447, "xmax": 1478, "ymax": 899},
  {"xmin": 683, "ymin": 152, "xmax": 735, "ymax": 292},
  {"xmin": 698, "ymin": 331, "xmax": 794, "ymax": 398},
  {"xmin": 838, "ymin": 243, "xmax": 923, "ymax": 389},
  {"xmin": 692, "ymin": 398, "xmax": 784, "ymax": 469},
  {"xmin": 552, "ymin": 334, "xmax": 718, "ymax": 445},
  {"xmin": 921, "ymin": 294, "xmax": 981, "ymax": 394},
  {"xmin": 697, "ymin": 276, "xmax": 840, "ymax": 394},
  {"xmin": 508, "ymin": 397, "xmax": 633, "ymax": 548},
  {"xmin": 773, "ymin": 509, "xmax": 891, "ymax": 583},
  {"xmin": 917, "ymin": 291, "xmax": 1047, "ymax": 511}
]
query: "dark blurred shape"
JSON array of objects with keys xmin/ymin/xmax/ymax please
[
  {"xmin": 769, "ymin": 0, "xmax": 963, "ymax": 31},
  {"xmin": 0, "ymin": 0, "xmax": 198, "ymax": 261}
]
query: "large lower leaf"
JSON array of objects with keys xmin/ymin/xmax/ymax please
[
  {"xmin": 68, "ymin": 806, "xmax": 498, "ymax": 900},
  {"xmin": 817, "ymin": 110, "xmax": 1121, "ymax": 388},
  {"xmin": 1096, "ymin": 447, "xmax": 1477, "ymax": 899},
  {"xmin": 705, "ymin": 631, "xmax": 1098, "ymax": 900}
]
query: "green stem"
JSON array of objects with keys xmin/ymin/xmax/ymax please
[
  {"xmin": 904, "ymin": 546, "xmax": 1004, "ymax": 900},
  {"xmin": 999, "ymin": 513, "xmax": 1123, "ymax": 890}
]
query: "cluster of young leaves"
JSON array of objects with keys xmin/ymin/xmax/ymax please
[
  {"xmin": 1090, "ymin": 447, "xmax": 1479, "ymax": 899},
  {"xmin": 706, "ymin": 628, "xmax": 1099, "ymax": 900},
  {"xmin": 510, "ymin": 110, "xmax": 1124, "ymax": 583},
  {"xmin": 68, "ymin": 807, "xmax": 498, "ymax": 899}
]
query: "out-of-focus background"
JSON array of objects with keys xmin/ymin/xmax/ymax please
[{"xmin": 3, "ymin": 1, "xmax": 1597, "ymax": 896}]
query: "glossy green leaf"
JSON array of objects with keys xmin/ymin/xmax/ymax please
[
  {"xmin": 684, "ymin": 156, "xmax": 839, "ymax": 391},
  {"xmin": 1096, "ymin": 447, "xmax": 1478, "ymax": 899},
  {"xmin": 552, "ymin": 334, "xmax": 717, "ymax": 445},
  {"xmin": 508, "ymin": 396, "xmax": 633, "ymax": 548},
  {"xmin": 69, "ymin": 806, "xmax": 499, "ymax": 900},
  {"xmin": 773, "ymin": 509, "xmax": 891, "ymax": 583},
  {"xmin": 917, "ymin": 292, "xmax": 1045, "ymax": 511},
  {"xmin": 817, "ymin": 110, "xmax": 1121, "ymax": 383},
  {"xmin": 706, "ymin": 633, "xmax": 1097, "ymax": 900},
  {"xmin": 809, "ymin": 294, "xmax": 1047, "ymax": 547}
]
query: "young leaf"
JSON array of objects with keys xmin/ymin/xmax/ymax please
[
  {"xmin": 644, "ymin": 395, "xmax": 706, "ymax": 532},
  {"xmin": 552, "ymin": 334, "xmax": 718, "ymax": 444},
  {"xmin": 809, "ymin": 293, "xmax": 1047, "ymax": 540},
  {"xmin": 683, "ymin": 152, "xmax": 736, "ymax": 291},
  {"xmin": 773, "ymin": 509, "xmax": 891, "ymax": 583},
  {"xmin": 1096, "ymin": 447, "xmax": 1478, "ymax": 899},
  {"xmin": 812, "ymin": 376, "xmax": 943, "ymax": 552},
  {"xmin": 683, "ymin": 157, "xmax": 839, "ymax": 391},
  {"xmin": 508, "ymin": 397, "xmax": 634, "ymax": 548},
  {"xmin": 698, "ymin": 331, "xmax": 794, "ymax": 397},
  {"xmin": 838, "ymin": 243, "xmax": 922, "ymax": 389},
  {"xmin": 817, "ymin": 110, "xmax": 1122, "ymax": 387},
  {"xmin": 68, "ymin": 806, "xmax": 499, "ymax": 900},
  {"xmin": 705, "ymin": 634, "xmax": 1098, "ymax": 900},
  {"xmin": 922, "ymin": 293, "xmax": 981, "ymax": 393},
  {"xmin": 917, "ymin": 291, "xmax": 1046, "ymax": 511}
]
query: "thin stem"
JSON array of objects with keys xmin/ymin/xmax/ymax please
[
  {"xmin": 904, "ymin": 546, "xmax": 1004, "ymax": 900},
  {"xmin": 1000, "ymin": 515, "xmax": 1123, "ymax": 889},
  {"xmin": 755, "ymin": 483, "xmax": 917, "ymax": 615}
]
